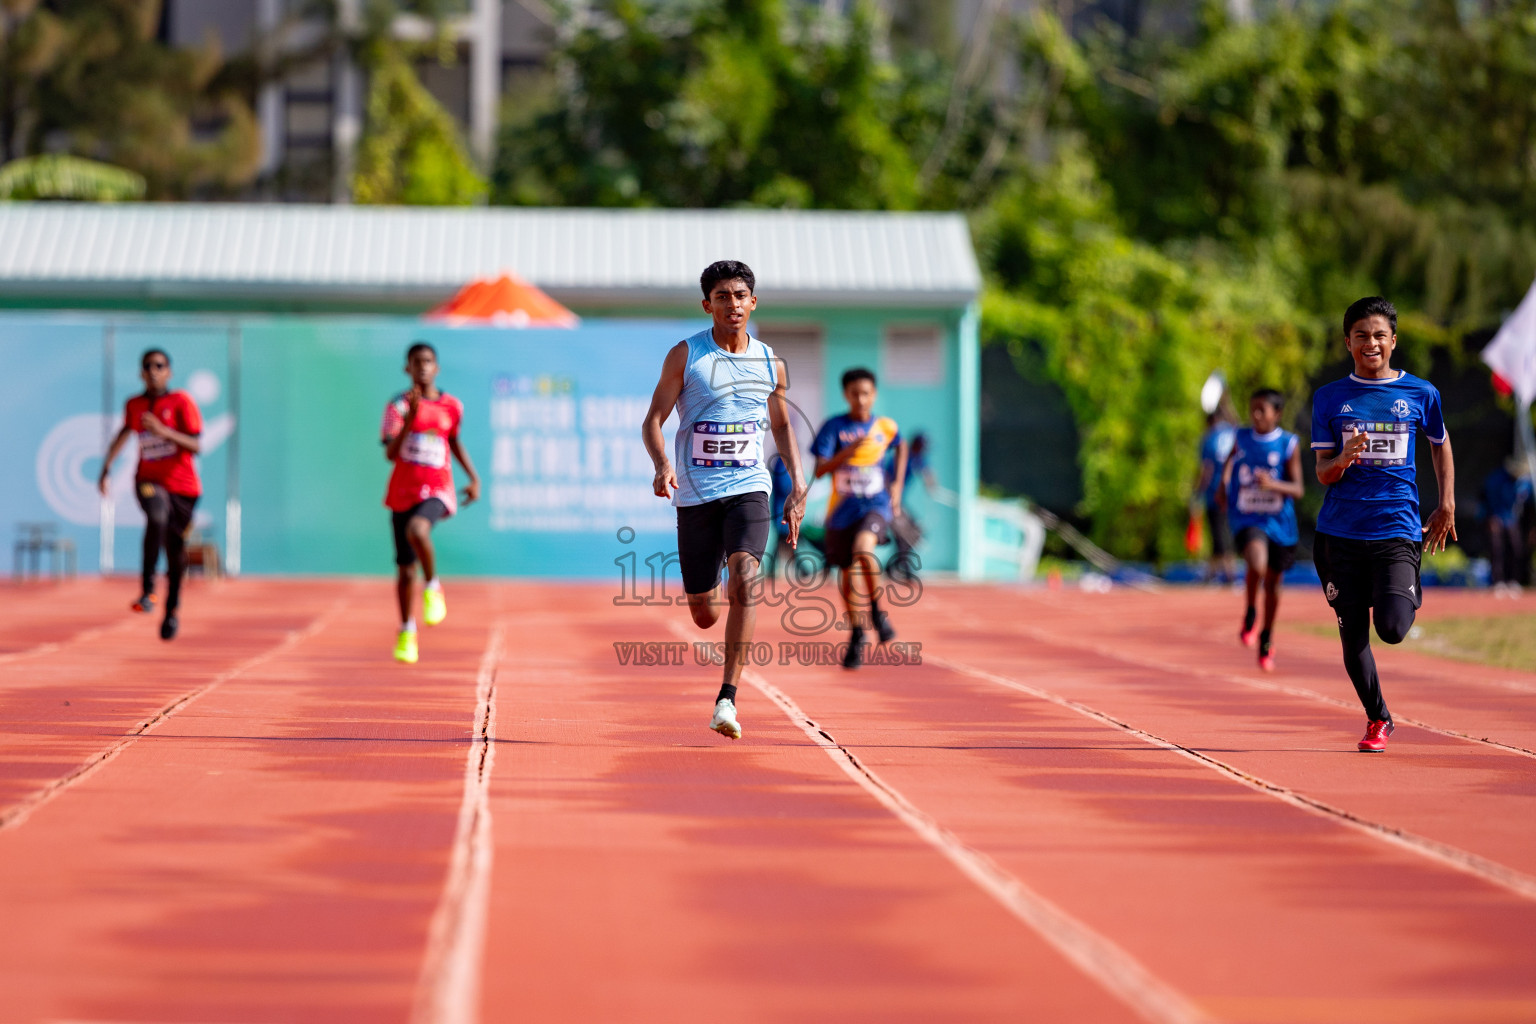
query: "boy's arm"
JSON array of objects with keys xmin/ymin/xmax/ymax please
[
  {"xmin": 1259, "ymin": 446, "xmax": 1306, "ymax": 499},
  {"xmin": 642, "ymin": 342, "xmax": 687, "ymax": 498},
  {"xmin": 1424, "ymin": 436, "xmax": 1457, "ymax": 553},
  {"xmin": 384, "ymin": 390, "xmax": 418, "ymax": 462},
  {"xmin": 813, "ymin": 441, "xmax": 861, "ymax": 478},
  {"xmin": 97, "ymin": 424, "xmax": 133, "ymax": 495},
  {"xmin": 767, "ymin": 360, "xmax": 806, "ymax": 547},
  {"xmin": 890, "ymin": 439, "xmax": 909, "ymax": 513},
  {"xmin": 1216, "ymin": 448, "xmax": 1237, "ymax": 505},
  {"xmin": 140, "ymin": 409, "xmax": 201, "ymax": 454},
  {"xmin": 449, "ymin": 434, "xmax": 480, "ymax": 505},
  {"xmin": 1315, "ymin": 429, "xmax": 1369, "ymax": 485}
]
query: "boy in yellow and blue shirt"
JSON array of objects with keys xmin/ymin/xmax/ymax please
[{"xmin": 811, "ymin": 368, "xmax": 908, "ymax": 670}]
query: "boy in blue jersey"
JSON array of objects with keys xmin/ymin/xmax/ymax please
[
  {"xmin": 1220, "ymin": 389, "xmax": 1303, "ymax": 672},
  {"xmin": 1311, "ymin": 297, "xmax": 1456, "ymax": 752},
  {"xmin": 811, "ymin": 369, "xmax": 908, "ymax": 670},
  {"xmin": 642, "ymin": 261, "xmax": 808, "ymax": 740}
]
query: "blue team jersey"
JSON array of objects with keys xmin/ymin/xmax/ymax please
[
  {"xmin": 1227, "ymin": 427, "xmax": 1299, "ymax": 546},
  {"xmin": 671, "ymin": 328, "xmax": 777, "ymax": 507},
  {"xmin": 811, "ymin": 413, "xmax": 901, "ymax": 530},
  {"xmin": 1310, "ymin": 371, "xmax": 1448, "ymax": 541},
  {"xmin": 1199, "ymin": 423, "xmax": 1237, "ymax": 503}
]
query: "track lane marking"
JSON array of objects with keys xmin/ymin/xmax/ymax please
[
  {"xmin": 0, "ymin": 616, "xmax": 142, "ymax": 668},
  {"xmin": 0, "ymin": 598, "xmax": 352, "ymax": 834},
  {"xmin": 928, "ymin": 653, "xmax": 1536, "ymax": 903},
  {"xmin": 931, "ymin": 599, "xmax": 1536, "ymax": 761},
  {"xmin": 740, "ymin": 667, "xmax": 1211, "ymax": 1024},
  {"xmin": 411, "ymin": 623, "xmax": 504, "ymax": 1024}
]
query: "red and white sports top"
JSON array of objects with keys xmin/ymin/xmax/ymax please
[
  {"xmin": 381, "ymin": 391, "xmax": 463, "ymax": 514},
  {"xmin": 124, "ymin": 390, "xmax": 203, "ymax": 497}
]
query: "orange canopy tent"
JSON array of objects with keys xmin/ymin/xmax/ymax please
[{"xmin": 426, "ymin": 272, "xmax": 579, "ymax": 328}]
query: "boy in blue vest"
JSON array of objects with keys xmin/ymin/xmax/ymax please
[
  {"xmin": 1311, "ymin": 297, "xmax": 1456, "ymax": 752},
  {"xmin": 1221, "ymin": 389, "xmax": 1302, "ymax": 671},
  {"xmin": 641, "ymin": 261, "xmax": 808, "ymax": 740}
]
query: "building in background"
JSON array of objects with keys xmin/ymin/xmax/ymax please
[{"xmin": 0, "ymin": 202, "xmax": 984, "ymax": 577}]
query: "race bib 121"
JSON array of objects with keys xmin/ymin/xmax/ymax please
[{"xmin": 1348, "ymin": 421, "xmax": 1411, "ymax": 467}]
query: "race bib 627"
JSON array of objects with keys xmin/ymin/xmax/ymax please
[{"xmin": 690, "ymin": 421, "xmax": 762, "ymax": 468}]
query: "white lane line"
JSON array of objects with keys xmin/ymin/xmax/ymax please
[
  {"xmin": 0, "ymin": 600, "xmax": 350, "ymax": 834},
  {"xmin": 928, "ymin": 654, "xmax": 1536, "ymax": 904},
  {"xmin": 744, "ymin": 669, "xmax": 1212, "ymax": 1024},
  {"xmin": 994, "ymin": 613, "xmax": 1536, "ymax": 761},
  {"xmin": 411, "ymin": 623, "xmax": 505, "ymax": 1024},
  {"xmin": 0, "ymin": 616, "xmax": 141, "ymax": 668}
]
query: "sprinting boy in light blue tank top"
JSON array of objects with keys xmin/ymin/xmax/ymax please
[{"xmin": 641, "ymin": 261, "xmax": 808, "ymax": 741}]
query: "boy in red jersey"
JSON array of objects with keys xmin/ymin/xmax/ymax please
[
  {"xmin": 98, "ymin": 348, "xmax": 203, "ymax": 641},
  {"xmin": 382, "ymin": 342, "xmax": 480, "ymax": 663}
]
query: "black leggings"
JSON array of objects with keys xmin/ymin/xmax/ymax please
[
  {"xmin": 1335, "ymin": 595, "xmax": 1416, "ymax": 723},
  {"xmin": 137, "ymin": 484, "xmax": 197, "ymax": 612}
]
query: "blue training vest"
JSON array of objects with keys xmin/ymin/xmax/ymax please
[{"xmin": 672, "ymin": 328, "xmax": 777, "ymax": 507}]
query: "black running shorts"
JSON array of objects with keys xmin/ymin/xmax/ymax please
[
  {"xmin": 1233, "ymin": 525, "xmax": 1297, "ymax": 574},
  {"xmin": 823, "ymin": 510, "xmax": 892, "ymax": 570},
  {"xmin": 1313, "ymin": 533, "xmax": 1422, "ymax": 612},
  {"xmin": 135, "ymin": 482, "xmax": 198, "ymax": 537},
  {"xmin": 392, "ymin": 498, "xmax": 450, "ymax": 567},
  {"xmin": 675, "ymin": 491, "xmax": 771, "ymax": 595}
]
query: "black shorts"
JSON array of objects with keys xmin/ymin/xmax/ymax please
[
  {"xmin": 1233, "ymin": 526, "xmax": 1297, "ymax": 574},
  {"xmin": 676, "ymin": 491, "xmax": 771, "ymax": 595},
  {"xmin": 136, "ymin": 483, "xmax": 198, "ymax": 536},
  {"xmin": 1314, "ymin": 532, "xmax": 1422, "ymax": 612},
  {"xmin": 1205, "ymin": 500, "xmax": 1232, "ymax": 557},
  {"xmin": 823, "ymin": 510, "xmax": 892, "ymax": 570},
  {"xmin": 392, "ymin": 498, "xmax": 450, "ymax": 567}
]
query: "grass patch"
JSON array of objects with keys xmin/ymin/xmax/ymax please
[{"xmin": 1297, "ymin": 614, "xmax": 1536, "ymax": 672}]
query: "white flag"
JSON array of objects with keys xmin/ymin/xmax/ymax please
[{"xmin": 1483, "ymin": 277, "xmax": 1536, "ymax": 407}]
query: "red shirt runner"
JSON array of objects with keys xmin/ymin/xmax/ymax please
[
  {"xmin": 124, "ymin": 391, "xmax": 203, "ymax": 497},
  {"xmin": 381, "ymin": 391, "xmax": 464, "ymax": 514}
]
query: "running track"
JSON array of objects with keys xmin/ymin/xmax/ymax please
[{"xmin": 1, "ymin": 578, "xmax": 1533, "ymax": 1023}]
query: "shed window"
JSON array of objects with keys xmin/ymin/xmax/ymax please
[{"xmin": 884, "ymin": 325, "xmax": 943, "ymax": 386}]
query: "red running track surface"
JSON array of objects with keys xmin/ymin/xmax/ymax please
[{"xmin": 0, "ymin": 577, "xmax": 1533, "ymax": 1023}]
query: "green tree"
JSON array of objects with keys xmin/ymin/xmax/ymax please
[
  {"xmin": 352, "ymin": 37, "xmax": 486, "ymax": 205},
  {"xmin": 0, "ymin": 0, "xmax": 259, "ymax": 198},
  {"xmin": 493, "ymin": 0, "xmax": 923, "ymax": 209}
]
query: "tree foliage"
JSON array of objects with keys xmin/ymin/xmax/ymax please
[
  {"xmin": 0, "ymin": 153, "xmax": 146, "ymax": 200},
  {"xmin": 0, "ymin": 0, "xmax": 259, "ymax": 197},
  {"xmin": 353, "ymin": 38, "xmax": 486, "ymax": 205},
  {"xmin": 493, "ymin": 0, "xmax": 923, "ymax": 208}
]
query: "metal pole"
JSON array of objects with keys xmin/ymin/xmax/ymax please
[
  {"xmin": 100, "ymin": 323, "xmax": 115, "ymax": 575},
  {"xmin": 226, "ymin": 322, "xmax": 242, "ymax": 577}
]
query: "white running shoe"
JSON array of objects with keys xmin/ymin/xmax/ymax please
[{"xmin": 710, "ymin": 698, "xmax": 741, "ymax": 740}]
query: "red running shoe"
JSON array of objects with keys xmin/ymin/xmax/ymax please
[
  {"xmin": 131, "ymin": 593, "xmax": 155, "ymax": 613},
  {"xmin": 1358, "ymin": 719, "xmax": 1394, "ymax": 752},
  {"xmin": 1258, "ymin": 633, "xmax": 1275, "ymax": 671}
]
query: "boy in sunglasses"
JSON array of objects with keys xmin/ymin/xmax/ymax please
[{"xmin": 99, "ymin": 349, "xmax": 204, "ymax": 641}]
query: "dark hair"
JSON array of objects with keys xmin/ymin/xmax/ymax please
[
  {"xmin": 700, "ymin": 260, "xmax": 755, "ymax": 298},
  {"xmin": 910, "ymin": 432, "xmax": 927, "ymax": 455},
  {"xmin": 1251, "ymin": 388, "xmax": 1284, "ymax": 412},
  {"xmin": 841, "ymin": 367, "xmax": 877, "ymax": 390},
  {"xmin": 141, "ymin": 348, "xmax": 170, "ymax": 369},
  {"xmin": 1343, "ymin": 296, "xmax": 1397, "ymax": 336},
  {"xmin": 406, "ymin": 342, "xmax": 437, "ymax": 361}
]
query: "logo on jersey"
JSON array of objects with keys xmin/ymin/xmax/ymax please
[
  {"xmin": 1391, "ymin": 399, "xmax": 1411, "ymax": 418},
  {"xmin": 1268, "ymin": 452, "xmax": 1280, "ymax": 466},
  {"xmin": 1325, "ymin": 582, "xmax": 1339, "ymax": 602},
  {"xmin": 1340, "ymin": 404, "xmax": 1354, "ymax": 413}
]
